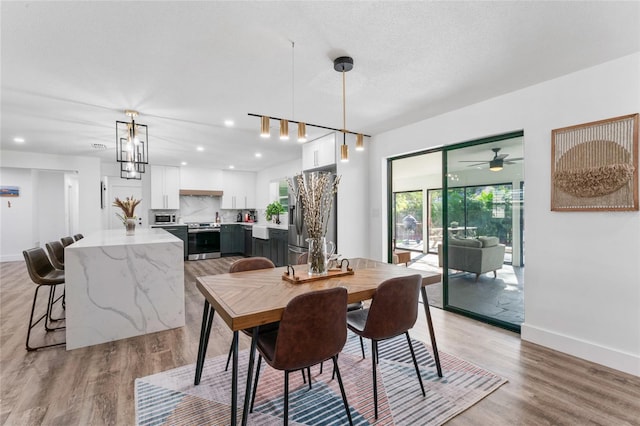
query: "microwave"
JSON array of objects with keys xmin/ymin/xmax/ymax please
[{"xmin": 154, "ymin": 213, "xmax": 176, "ymax": 224}]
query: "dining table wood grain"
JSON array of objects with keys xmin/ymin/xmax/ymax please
[{"xmin": 193, "ymin": 257, "xmax": 442, "ymax": 425}]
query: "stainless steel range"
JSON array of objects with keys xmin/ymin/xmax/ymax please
[{"xmin": 187, "ymin": 222, "xmax": 221, "ymax": 260}]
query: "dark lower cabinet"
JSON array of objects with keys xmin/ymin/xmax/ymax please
[
  {"xmin": 243, "ymin": 226, "xmax": 253, "ymax": 257},
  {"xmin": 221, "ymin": 225, "xmax": 244, "ymax": 255},
  {"xmin": 253, "ymin": 237, "xmax": 270, "ymax": 259},
  {"xmin": 269, "ymin": 229, "xmax": 288, "ymax": 267}
]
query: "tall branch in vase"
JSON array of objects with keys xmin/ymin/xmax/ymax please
[{"xmin": 289, "ymin": 172, "xmax": 340, "ymax": 274}]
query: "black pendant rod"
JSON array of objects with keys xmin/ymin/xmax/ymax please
[{"xmin": 247, "ymin": 113, "xmax": 371, "ymax": 138}]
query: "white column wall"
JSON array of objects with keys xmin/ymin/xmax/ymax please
[{"xmin": 368, "ymin": 53, "xmax": 640, "ymax": 376}]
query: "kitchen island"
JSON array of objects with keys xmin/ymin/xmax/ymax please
[{"xmin": 65, "ymin": 228, "xmax": 184, "ymax": 350}]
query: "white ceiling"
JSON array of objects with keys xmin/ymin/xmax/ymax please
[{"xmin": 2, "ymin": 1, "xmax": 639, "ymax": 172}]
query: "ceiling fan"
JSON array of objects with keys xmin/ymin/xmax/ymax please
[{"xmin": 459, "ymin": 147, "xmax": 523, "ymax": 171}]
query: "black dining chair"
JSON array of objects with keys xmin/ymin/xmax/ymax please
[
  {"xmin": 22, "ymin": 247, "xmax": 66, "ymax": 351},
  {"xmin": 248, "ymin": 287, "xmax": 353, "ymax": 425},
  {"xmin": 346, "ymin": 274, "xmax": 426, "ymax": 419}
]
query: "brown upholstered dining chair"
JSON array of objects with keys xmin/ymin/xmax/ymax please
[
  {"xmin": 60, "ymin": 236, "xmax": 75, "ymax": 247},
  {"xmin": 248, "ymin": 287, "xmax": 353, "ymax": 425},
  {"xmin": 73, "ymin": 234, "xmax": 84, "ymax": 241},
  {"xmin": 22, "ymin": 247, "xmax": 66, "ymax": 351},
  {"xmin": 224, "ymin": 257, "xmax": 277, "ymax": 371},
  {"xmin": 45, "ymin": 241, "xmax": 65, "ymax": 270},
  {"xmin": 346, "ymin": 274, "xmax": 426, "ymax": 419}
]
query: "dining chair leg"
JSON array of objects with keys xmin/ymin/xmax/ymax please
[
  {"xmin": 405, "ymin": 332, "xmax": 426, "ymax": 397},
  {"xmin": 420, "ymin": 287, "xmax": 443, "ymax": 377},
  {"xmin": 194, "ymin": 301, "xmax": 215, "ymax": 385},
  {"xmin": 332, "ymin": 356, "xmax": 354, "ymax": 426},
  {"xmin": 306, "ymin": 367, "xmax": 312, "ymax": 390},
  {"xmin": 359, "ymin": 336, "xmax": 365, "ymax": 359},
  {"xmin": 225, "ymin": 342, "xmax": 233, "ymax": 371},
  {"xmin": 250, "ymin": 355, "xmax": 262, "ymax": 413},
  {"xmin": 284, "ymin": 370, "xmax": 289, "ymax": 426},
  {"xmin": 231, "ymin": 331, "xmax": 239, "ymax": 426},
  {"xmin": 372, "ymin": 340, "xmax": 378, "ymax": 419}
]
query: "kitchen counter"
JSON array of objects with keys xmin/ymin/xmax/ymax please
[{"xmin": 64, "ymin": 228, "xmax": 185, "ymax": 350}]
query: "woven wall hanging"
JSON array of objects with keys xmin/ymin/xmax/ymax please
[{"xmin": 551, "ymin": 113, "xmax": 638, "ymax": 211}]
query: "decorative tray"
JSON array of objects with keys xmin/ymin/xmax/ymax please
[{"xmin": 282, "ymin": 259, "xmax": 354, "ymax": 284}]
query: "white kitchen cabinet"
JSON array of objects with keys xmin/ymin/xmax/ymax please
[
  {"xmin": 302, "ymin": 133, "xmax": 336, "ymax": 170},
  {"xmin": 221, "ymin": 171, "xmax": 256, "ymax": 209},
  {"xmin": 150, "ymin": 165, "xmax": 180, "ymax": 209},
  {"xmin": 179, "ymin": 167, "xmax": 223, "ymax": 190}
]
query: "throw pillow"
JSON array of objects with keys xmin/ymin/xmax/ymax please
[{"xmin": 478, "ymin": 236, "xmax": 499, "ymax": 247}]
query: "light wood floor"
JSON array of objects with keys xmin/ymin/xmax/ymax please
[{"xmin": 1, "ymin": 258, "xmax": 639, "ymax": 425}]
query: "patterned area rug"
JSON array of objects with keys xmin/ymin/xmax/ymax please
[{"xmin": 135, "ymin": 334, "xmax": 507, "ymax": 425}]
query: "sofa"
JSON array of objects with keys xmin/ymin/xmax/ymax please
[{"xmin": 438, "ymin": 236, "xmax": 505, "ymax": 281}]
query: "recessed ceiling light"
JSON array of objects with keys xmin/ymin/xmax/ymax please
[
  {"xmin": 181, "ymin": 161, "xmax": 187, "ymax": 166},
  {"xmin": 197, "ymin": 146, "xmax": 204, "ymax": 152},
  {"xmin": 14, "ymin": 137, "xmax": 25, "ymax": 143},
  {"xmin": 224, "ymin": 119, "xmax": 234, "ymax": 127},
  {"xmin": 255, "ymin": 152, "xmax": 262, "ymax": 158},
  {"xmin": 229, "ymin": 165, "xmax": 235, "ymax": 169}
]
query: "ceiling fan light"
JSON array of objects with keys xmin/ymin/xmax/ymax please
[
  {"xmin": 489, "ymin": 159, "xmax": 503, "ymax": 171},
  {"xmin": 297, "ymin": 122, "xmax": 307, "ymax": 143},
  {"xmin": 279, "ymin": 119, "xmax": 289, "ymax": 140},
  {"xmin": 340, "ymin": 143, "xmax": 349, "ymax": 162},
  {"xmin": 355, "ymin": 133, "xmax": 364, "ymax": 151},
  {"xmin": 260, "ymin": 116, "xmax": 270, "ymax": 138}
]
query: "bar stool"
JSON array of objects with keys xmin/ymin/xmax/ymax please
[
  {"xmin": 22, "ymin": 247, "xmax": 66, "ymax": 351},
  {"xmin": 73, "ymin": 234, "xmax": 84, "ymax": 241},
  {"xmin": 60, "ymin": 236, "xmax": 74, "ymax": 247},
  {"xmin": 45, "ymin": 241, "xmax": 65, "ymax": 270}
]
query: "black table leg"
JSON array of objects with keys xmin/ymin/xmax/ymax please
[
  {"xmin": 241, "ymin": 326, "xmax": 260, "ymax": 426},
  {"xmin": 231, "ymin": 330, "xmax": 239, "ymax": 426},
  {"xmin": 421, "ymin": 286, "xmax": 443, "ymax": 377},
  {"xmin": 194, "ymin": 300, "xmax": 215, "ymax": 385}
]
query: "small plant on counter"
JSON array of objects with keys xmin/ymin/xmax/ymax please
[
  {"xmin": 265, "ymin": 201, "xmax": 285, "ymax": 223},
  {"xmin": 113, "ymin": 196, "xmax": 141, "ymax": 224}
]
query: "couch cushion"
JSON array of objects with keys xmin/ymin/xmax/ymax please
[
  {"xmin": 449, "ymin": 238, "xmax": 482, "ymax": 248},
  {"xmin": 478, "ymin": 236, "xmax": 499, "ymax": 247}
]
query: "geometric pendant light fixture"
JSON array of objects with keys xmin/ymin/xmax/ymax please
[{"xmin": 116, "ymin": 110, "xmax": 148, "ymax": 180}]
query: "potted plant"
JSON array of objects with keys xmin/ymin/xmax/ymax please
[
  {"xmin": 265, "ymin": 201, "xmax": 285, "ymax": 224},
  {"xmin": 113, "ymin": 196, "xmax": 141, "ymax": 235}
]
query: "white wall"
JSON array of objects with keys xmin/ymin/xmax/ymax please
[
  {"xmin": 1, "ymin": 150, "xmax": 102, "ymax": 260},
  {"xmin": 368, "ymin": 52, "xmax": 640, "ymax": 376},
  {"xmin": 35, "ymin": 170, "xmax": 67, "ymax": 248},
  {"xmin": 0, "ymin": 168, "xmax": 34, "ymax": 261}
]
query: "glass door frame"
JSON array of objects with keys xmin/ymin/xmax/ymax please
[{"xmin": 387, "ymin": 130, "xmax": 524, "ymax": 334}]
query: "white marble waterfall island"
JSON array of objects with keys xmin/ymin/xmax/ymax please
[{"xmin": 65, "ymin": 228, "xmax": 185, "ymax": 350}]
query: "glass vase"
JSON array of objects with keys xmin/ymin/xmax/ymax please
[
  {"xmin": 126, "ymin": 218, "xmax": 136, "ymax": 236},
  {"xmin": 307, "ymin": 237, "xmax": 335, "ymax": 276}
]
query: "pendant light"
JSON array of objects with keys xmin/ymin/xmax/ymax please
[
  {"xmin": 334, "ymin": 56, "xmax": 353, "ymax": 162},
  {"xmin": 355, "ymin": 133, "xmax": 364, "ymax": 151},
  {"xmin": 280, "ymin": 119, "xmax": 289, "ymax": 140},
  {"xmin": 297, "ymin": 122, "xmax": 307, "ymax": 143},
  {"xmin": 116, "ymin": 110, "xmax": 148, "ymax": 180},
  {"xmin": 260, "ymin": 115, "xmax": 270, "ymax": 138}
]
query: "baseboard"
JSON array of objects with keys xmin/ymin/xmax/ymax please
[
  {"xmin": 0, "ymin": 254, "xmax": 23, "ymax": 262},
  {"xmin": 522, "ymin": 323, "xmax": 640, "ymax": 377}
]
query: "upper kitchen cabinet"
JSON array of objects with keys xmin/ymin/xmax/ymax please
[
  {"xmin": 150, "ymin": 165, "xmax": 180, "ymax": 209},
  {"xmin": 180, "ymin": 167, "xmax": 223, "ymax": 191},
  {"xmin": 221, "ymin": 171, "xmax": 256, "ymax": 209},
  {"xmin": 302, "ymin": 133, "xmax": 336, "ymax": 170}
]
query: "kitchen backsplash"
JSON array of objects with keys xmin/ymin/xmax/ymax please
[{"xmin": 176, "ymin": 195, "xmax": 261, "ymax": 223}]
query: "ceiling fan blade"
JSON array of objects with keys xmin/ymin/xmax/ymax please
[
  {"xmin": 495, "ymin": 154, "xmax": 509, "ymax": 160},
  {"xmin": 465, "ymin": 162, "xmax": 488, "ymax": 167},
  {"xmin": 507, "ymin": 157, "xmax": 523, "ymax": 161},
  {"xmin": 459, "ymin": 160, "xmax": 489, "ymax": 163}
]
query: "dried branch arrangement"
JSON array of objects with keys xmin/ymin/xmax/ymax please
[
  {"xmin": 289, "ymin": 172, "xmax": 340, "ymax": 239},
  {"xmin": 113, "ymin": 196, "xmax": 141, "ymax": 223}
]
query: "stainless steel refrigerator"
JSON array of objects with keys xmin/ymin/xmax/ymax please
[{"xmin": 288, "ymin": 168, "xmax": 337, "ymax": 266}]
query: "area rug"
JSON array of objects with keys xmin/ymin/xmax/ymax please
[{"xmin": 135, "ymin": 334, "xmax": 507, "ymax": 425}]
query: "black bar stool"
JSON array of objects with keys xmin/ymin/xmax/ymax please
[{"xmin": 22, "ymin": 247, "xmax": 66, "ymax": 351}]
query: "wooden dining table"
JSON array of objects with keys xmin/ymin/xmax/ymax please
[{"xmin": 193, "ymin": 257, "xmax": 442, "ymax": 425}]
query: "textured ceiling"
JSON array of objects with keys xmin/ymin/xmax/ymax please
[{"xmin": 2, "ymin": 1, "xmax": 639, "ymax": 171}]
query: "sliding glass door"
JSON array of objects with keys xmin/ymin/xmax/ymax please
[{"xmin": 443, "ymin": 133, "xmax": 524, "ymax": 331}]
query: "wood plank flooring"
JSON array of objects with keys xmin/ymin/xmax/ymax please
[{"xmin": 1, "ymin": 257, "xmax": 639, "ymax": 425}]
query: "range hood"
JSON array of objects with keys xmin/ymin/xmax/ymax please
[{"xmin": 179, "ymin": 189, "xmax": 223, "ymax": 197}]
